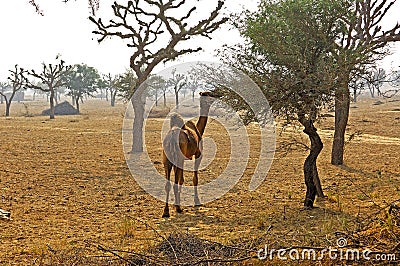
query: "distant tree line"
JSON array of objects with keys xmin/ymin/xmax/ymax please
[
  {"xmin": 0, "ymin": 59, "xmax": 219, "ymax": 119},
  {"xmin": 0, "ymin": 58, "xmax": 137, "ymax": 118}
]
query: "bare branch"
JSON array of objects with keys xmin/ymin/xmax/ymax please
[
  {"xmin": 344, "ymin": 0, "xmax": 400, "ymax": 55},
  {"xmin": 28, "ymin": 0, "xmax": 44, "ymax": 16},
  {"xmin": 29, "ymin": 0, "xmax": 99, "ymax": 16},
  {"xmin": 90, "ymin": 0, "xmax": 227, "ymax": 89}
]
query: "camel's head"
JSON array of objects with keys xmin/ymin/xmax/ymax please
[
  {"xmin": 199, "ymin": 88, "xmax": 224, "ymax": 98},
  {"xmin": 199, "ymin": 90, "xmax": 222, "ymax": 110},
  {"xmin": 170, "ymin": 113, "xmax": 184, "ymax": 128}
]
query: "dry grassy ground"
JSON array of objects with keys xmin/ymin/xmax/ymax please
[{"xmin": 0, "ymin": 97, "xmax": 399, "ymax": 265}]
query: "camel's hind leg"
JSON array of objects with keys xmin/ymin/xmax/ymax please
[
  {"xmin": 162, "ymin": 159, "xmax": 173, "ymax": 218},
  {"xmin": 174, "ymin": 165, "xmax": 184, "ymax": 214},
  {"xmin": 193, "ymin": 153, "xmax": 202, "ymax": 206}
]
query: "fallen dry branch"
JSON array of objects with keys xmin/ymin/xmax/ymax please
[
  {"xmin": 95, "ymin": 232, "xmax": 258, "ymax": 266},
  {"xmin": 0, "ymin": 208, "xmax": 11, "ymax": 220}
]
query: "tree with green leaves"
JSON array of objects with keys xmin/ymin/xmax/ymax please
[
  {"xmin": 26, "ymin": 58, "xmax": 71, "ymax": 119},
  {"xmin": 225, "ymin": 0, "xmax": 400, "ymax": 167},
  {"xmin": 220, "ymin": 0, "xmax": 347, "ymax": 207},
  {"xmin": 114, "ymin": 69, "xmax": 137, "ymax": 100},
  {"xmin": 147, "ymin": 75, "xmax": 167, "ymax": 107},
  {"xmin": 64, "ymin": 64, "xmax": 100, "ymax": 113},
  {"xmin": 0, "ymin": 65, "xmax": 27, "ymax": 117},
  {"xmin": 90, "ymin": 0, "xmax": 228, "ymax": 152}
]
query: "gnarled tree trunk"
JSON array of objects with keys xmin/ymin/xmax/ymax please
[
  {"xmin": 131, "ymin": 90, "xmax": 145, "ymax": 153},
  {"xmin": 299, "ymin": 117, "xmax": 324, "ymax": 208}
]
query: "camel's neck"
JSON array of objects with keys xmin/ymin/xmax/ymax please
[
  {"xmin": 196, "ymin": 116, "xmax": 208, "ymax": 136},
  {"xmin": 196, "ymin": 103, "xmax": 211, "ymax": 136}
]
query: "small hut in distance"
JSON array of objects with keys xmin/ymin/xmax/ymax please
[{"xmin": 42, "ymin": 101, "xmax": 79, "ymax": 116}]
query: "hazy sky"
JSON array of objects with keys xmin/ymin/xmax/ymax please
[{"xmin": 0, "ymin": 0, "xmax": 399, "ymax": 79}]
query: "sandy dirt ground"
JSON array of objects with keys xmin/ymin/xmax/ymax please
[{"xmin": 0, "ymin": 97, "xmax": 399, "ymax": 265}]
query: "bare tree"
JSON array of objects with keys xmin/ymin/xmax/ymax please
[
  {"xmin": 388, "ymin": 69, "xmax": 400, "ymax": 96},
  {"xmin": 350, "ymin": 65, "xmax": 396, "ymax": 101},
  {"xmin": 390, "ymin": 70, "xmax": 400, "ymax": 87},
  {"xmin": 331, "ymin": 0, "xmax": 400, "ymax": 165},
  {"xmin": 167, "ymin": 69, "xmax": 187, "ymax": 109},
  {"xmin": 0, "ymin": 65, "xmax": 27, "ymax": 117},
  {"xmin": 102, "ymin": 73, "xmax": 119, "ymax": 107},
  {"xmin": 379, "ymin": 69, "xmax": 400, "ymax": 98},
  {"xmin": 90, "ymin": 0, "xmax": 227, "ymax": 152},
  {"xmin": 349, "ymin": 76, "xmax": 366, "ymax": 103},
  {"xmin": 187, "ymin": 75, "xmax": 201, "ymax": 102},
  {"xmin": 361, "ymin": 67, "xmax": 387, "ymax": 98},
  {"xmin": 160, "ymin": 79, "xmax": 170, "ymax": 108},
  {"xmin": 26, "ymin": 59, "xmax": 71, "ymax": 119}
]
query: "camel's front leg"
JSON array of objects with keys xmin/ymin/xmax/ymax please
[
  {"xmin": 193, "ymin": 154, "xmax": 202, "ymax": 206},
  {"xmin": 174, "ymin": 166, "xmax": 184, "ymax": 213}
]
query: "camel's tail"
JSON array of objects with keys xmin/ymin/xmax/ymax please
[
  {"xmin": 163, "ymin": 114, "xmax": 182, "ymax": 166},
  {"xmin": 164, "ymin": 127, "xmax": 182, "ymax": 167}
]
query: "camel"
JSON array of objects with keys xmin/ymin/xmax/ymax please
[{"xmin": 161, "ymin": 91, "xmax": 220, "ymax": 218}]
